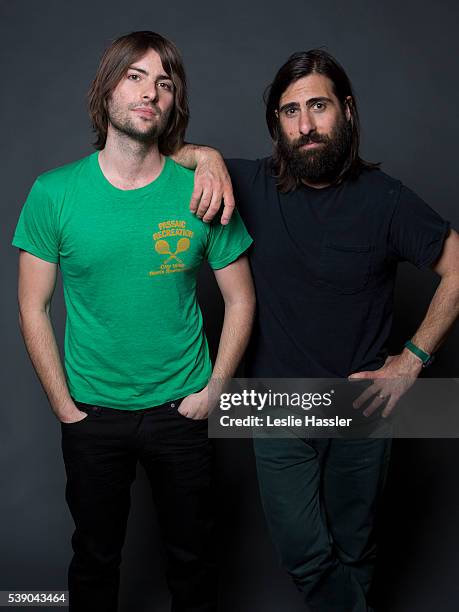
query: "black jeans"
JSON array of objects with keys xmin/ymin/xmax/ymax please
[
  {"xmin": 253, "ymin": 437, "xmax": 391, "ymax": 612},
  {"xmin": 61, "ymin": 398, "xmax": 217, "ymax": 612}
]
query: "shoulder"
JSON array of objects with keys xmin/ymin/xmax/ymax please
[
  {"xmin": 226, "ymin": 157, "xmax": 274, "ymax": 204},
  {"xmin": 344, "ymin": 168, "xmax": 402, "ymax": 215},
  {"xmin": 226, "ymin": 157, "xmax": 271, "ymax": 181},
  {"xmin": 35, "ymin": 154, "xmax": 93, "ymax": 195},
  {"xmin": 350, "ymin": 167, "xmax": 401, "ymax": 194},
  {"xmin": 167, "ymin": 157, "xmax": 195, "ymax": 184}
]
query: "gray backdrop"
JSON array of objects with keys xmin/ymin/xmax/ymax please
[{"xmin": 1, "ymin": 0, "xmax": 458, "ymax": 610}]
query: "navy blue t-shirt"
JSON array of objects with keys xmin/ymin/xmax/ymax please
[{"xmin": 227, "ymin": 158, "xmax": 450, "ymax": 378}]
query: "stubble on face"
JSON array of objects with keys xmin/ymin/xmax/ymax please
[
  {"xmin": 106, "ymin": 95, "xmax": 171, "ymax": 145},
  {"xmin": 277, "ymin": 111, "xmax": 352, "ymax": 185}
]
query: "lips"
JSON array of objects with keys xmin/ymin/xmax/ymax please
[
  {"xmin": 297, "ymin": 141, "xmax": 323, "ymax": 149},
  {"xmin": 133, "ymin": 107, "xmax": 157, "ymax": 118}
]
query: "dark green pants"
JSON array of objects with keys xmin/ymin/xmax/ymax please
[{"xmin": 253, "ymin": 437, "xmax": 391, "ymax": 612}]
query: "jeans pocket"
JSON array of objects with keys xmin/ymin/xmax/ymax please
[
  {"xmin": 60, "ymin": 410, "xmax": 92, "ymax": 427},
  {"xmin": 169, "ymin": 400, "xmax": 208, "ymax": 422},
  {"xmin": 61, "ymin": 402, "xmax": 102, "ymax": 428}
]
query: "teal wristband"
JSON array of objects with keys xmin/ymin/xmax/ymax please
[{"xmin": 404, "ymin": 340, "xmax": 434, "ymax": 367}]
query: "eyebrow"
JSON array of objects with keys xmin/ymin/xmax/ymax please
[
  {"xmin": 307, "ymin": 96, "xmax": 333, "ymax": 106},
  {"xmin": 279, "ymin": 101, "xmax": 300, "ymax": 113},
  {"xmin": 128, "ymin": 65, "xmax": 172, "ymax": 81},
  {"xmin": 279, "ymin": 96, "xmax": 333, "ymax": 112}
]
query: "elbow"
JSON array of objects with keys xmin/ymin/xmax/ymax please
[
  {"xmin": 247, "ymin": 286, "xmax": 257, "ymax": 310},
  {"xmin": 225, "ymin": 291, "xmax": 256, "ymax": 312},
  {"xmin": 235, "ymin": 294, "xmax": 256, "ymax": 325},
  {"xmin": 18, "ymin": 302, "xmax": 50, "ymax": 331},
  {"xmin": 18, "ymin": 308, "xmax": 29, "ymax": 333},
  {"xmin": 247, "ymin": 294, "xmax": 256, "ymax": 317}
]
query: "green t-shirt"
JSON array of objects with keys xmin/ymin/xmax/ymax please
[{"xmin": 12, "ymin": 153, "xmax": 253, "ymax": 409}]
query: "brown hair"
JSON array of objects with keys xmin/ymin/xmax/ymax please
[
  {"xmin": 265, "ymin": 49, "xmax": 379, "ymax": 192},
  {"xmin": 88, "ymin": 31, "xmax": 189, "ymax": 154}
]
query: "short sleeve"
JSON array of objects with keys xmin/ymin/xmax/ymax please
[
  {"xmin": 205, "ymin": 208, "xmax": 253, "ymax": 270},
  {"xmin": 388, "ymin": 184, "xmax": 450, "ymax": 269},
  {"xmin": 11, "ymin": 179, "xmax": 60, "ymax": 263}
]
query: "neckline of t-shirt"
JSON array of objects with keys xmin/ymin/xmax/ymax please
[
  {"xmin": 279, "ymin": 183, "xmax": 337, "ymax": 205},
  {"xmin": 89, "ymin": 151, "xmax": 172, "ymax": 199}
]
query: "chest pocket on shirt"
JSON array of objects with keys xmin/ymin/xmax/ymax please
[{"xmin": 319, "ymin": 240, "xmax": 373, "ymax": 294}]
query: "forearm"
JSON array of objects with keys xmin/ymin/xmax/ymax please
[
  {"xmin": 408, "ymin": 274, "xmax": 459, "ymax": 358},
  {"xmin": 210, "ymin": 300, "xmax": 255, "ymax": 387},
  {"xmin": 171, "ymin": 142, "xmax": 219, "ymax": 170},
  {"xmin": 350, "ymin": 255, "xmax": 459, "ymax": 417},
  {"xmin": 19, "ymin": 310, "xmax": 76, "ymax": 420}
]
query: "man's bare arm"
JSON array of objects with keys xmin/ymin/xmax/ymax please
[
  {"xmin": 17, "ymin": 251, "xmax": 87, "ymax": 423},
  {"xmin": 172, "ymin": 143, "xmax": 235, "ymax": 224},
  {"xmin": 211, "ymin": 255, "xmax": 256, "ymax": 379},
  {"xmin": 178, "ymin": 255, "xmax": 256, "ymax": 419},
  {"xmin": 410, "ymin": 228, "xmax": 459, "ymax": 353},
  {"xmin": 350, "ymin": 229, "xmax": 459, "ymax": 417}
]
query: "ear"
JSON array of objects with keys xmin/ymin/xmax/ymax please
[
  {"xmin": 344, "ymin": 96, "xmax": 353, "ymax": 121},
  {"xmin": 274, "ymin": 109, "xmax": 279, "ymax": 119}
]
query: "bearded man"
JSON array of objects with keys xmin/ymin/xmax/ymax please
[{"xmin": 173, "ymin": 49, "xmax": 459, "ymax": 611}]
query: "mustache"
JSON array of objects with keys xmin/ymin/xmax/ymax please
[{"xmin": 293, "ymin": 132, "xmax": 329, "ymax": 148}]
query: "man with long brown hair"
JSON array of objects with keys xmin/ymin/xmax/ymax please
[
  {"xmin": 173, "ymin": 50, "xmax": 459, "ymax": 611},
  {"xmin": 12, "ymin": 31, "xmax": 255, "ymax": 611}
]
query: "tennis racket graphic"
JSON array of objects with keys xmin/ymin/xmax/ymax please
[{"xmin": 155, "ymin": 238, "xmax": 190, "ymax": 264}]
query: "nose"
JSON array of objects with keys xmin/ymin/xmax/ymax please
[
  {"xmin": 298, "ymin": 110, "xmax": 315, "ymax": 136},
  {"xmin": 141, "ymin": 81, "xmax": 159, "ymax": 104}
]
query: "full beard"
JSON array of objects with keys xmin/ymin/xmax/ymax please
[
  {"xmin": 107, "ymin": 102, "xmax": 170, "ymax": 144},
  {"xmin": 277, "ymin": 114, "xmax": 352, "ymax": 185}
]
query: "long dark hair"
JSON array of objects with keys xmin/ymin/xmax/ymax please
[
  {"xmin": 88, "ymin": 31, "xmax": 189, "ymax": 155},
  {"xmin": 265, "ymin": 49, "xmax": 379, "ymax": 192}
]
